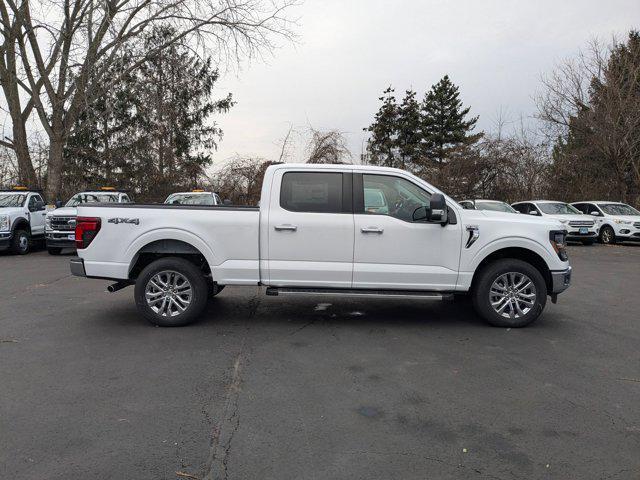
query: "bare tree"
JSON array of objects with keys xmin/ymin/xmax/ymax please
[
  {"xmin": 0, "ymin": 0, "xmax": 297, "ymax": 198},
  {"xmin": 210, "ymin": 155, "xmax": 276, "ymax": 205},
  {"xmin": 305, "ymin": 128, "xmax": 351, "ymax": 164},
  {"xmin": 536, "ymin": 33, "xmax": 640, "ymax": 204}
]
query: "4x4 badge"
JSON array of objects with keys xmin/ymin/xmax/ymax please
[{"xmin": 108, "ymin": 217, "xmax": 139, "ymax": 225}]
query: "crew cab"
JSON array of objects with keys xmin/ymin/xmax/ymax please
[
  {"xmin": 511, "ymin": 200, "xmax": 597, "ymax": 245},
  {"xmin": 571, "ymin": 201, "xmax": 640, "ymax": 244},
  {"xmin": 459, "ymin": 199, "xmax": 518, "ymax": 213},
  {"xmin": 0, "ymin": 187, "xmax": 47, "ymax": 254},
  {"xmin": 164, "ymin": 190, "xmax": 222, "ymax": 206},
  {"xmin": 45, "ymin": 188, "xmax": 132, "ymax": 255},
  {"xmin": 70, "ymin": 164, "xmax": 572, "ymax": 328}
]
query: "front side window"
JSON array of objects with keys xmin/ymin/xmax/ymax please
[
  {"xmin": 459, "ymin": 201, "xmax": 474, "ymax": 209},
  {"xmin": 538, "ymin": 202, "xmax": 580, "ymax": 215},
  {"xmin": 280, "ymin": 172, "xmax": 344, "ymax": 213},
  {"xmin": 599, "ymin": 203, "xmax": 640, "ymax": 216},
  {"xmin": 362, "ymin": 174, "xmax": 431, "ymax": 222}
]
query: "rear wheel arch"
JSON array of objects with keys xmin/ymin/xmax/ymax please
[
  {"xmin": 128, "ymin": 239, "xmax": 212, "ymax": 280},
  {"xmin": 471, "ymin": 247, "xmax": 552, "ymax": 295}
]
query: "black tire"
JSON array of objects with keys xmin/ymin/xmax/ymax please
[
  {"xmin": 472, "ymin": 258, "xmax": 547, "ymax": 328},
  {"xmin": 134, "ymin": 257, "xmax": 208, "ymax": 327},
  {"xmin": 599, "ymin": 226, "xmax": 616, "ymax": 245},
  {"xmin": 10, "ymin": 230, "xmax": 30, "ymax": 255},
  {"xmin": 581, "ymin": 239, "xmax": 595, "ymax": 246},
  {"xmin": 47, "ymin": 247, "xmax": 63, "ymax": 255}
]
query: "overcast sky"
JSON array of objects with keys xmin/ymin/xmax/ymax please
[{"xmin": 211, "ymin": 0, "xmax": 640, "ymax": 166}]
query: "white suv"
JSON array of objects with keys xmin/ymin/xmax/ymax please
[
  {"xmin": 511, "ymin": 200, "xmax": 598, "ymax": 245},
  {"xmin": 571, "ymin": 201, "xmax": 640, "ymax": 245}
]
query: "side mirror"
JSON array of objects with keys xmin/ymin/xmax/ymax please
[
  {"xmin": 590, "ymin": 211, "xmax": 600, "ymax": 216},
  {"xmin": 429, "ymin": 193, "xmax": 447, "ymax": 223},
  {"xmin": 417, "ymin": 193, "xmax": 448, "ymax": 225},
  {"xmin": 55, "ymin": 200, "xmax": 63, "ymax": 208},
  {"xmin": 529, "ymin": 210, "xmax": 538, "ymax": 216},
  {"xmin": 30, "ymin": 200, "xmax": 45, "ymax": 212}
]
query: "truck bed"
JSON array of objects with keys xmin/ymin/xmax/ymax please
[{"xmin": 76, "ymin": 203, "xmax": 261, "ymax": 283}]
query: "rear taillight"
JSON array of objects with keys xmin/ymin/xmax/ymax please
[{"xmin": 75, "ymin": 216, "xmax": 101, "ymax": 249}]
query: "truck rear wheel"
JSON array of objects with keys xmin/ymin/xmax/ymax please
[
  {"xmin": 134, "ymin": 257, "xmax": 208, "ymax": 327},
  {"xmin": 11, "ymin": 230, "xmax": 30, "ymax": 255},
  {"xmin": 472, "ymin": 259, "xmax": 547, "ymax": 328}
]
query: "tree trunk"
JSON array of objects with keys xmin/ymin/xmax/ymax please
[
  {"xmin": 46, "ymin": 135, "xmax": 65, "ymax": 202},
  {"xmin": 12, "ymin": 122, "xmax": 37, "ymax": 187}
]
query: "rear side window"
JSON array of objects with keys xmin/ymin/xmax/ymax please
[{"xmin": 280, "ymin": 172, "xmax": 344, "ymax": 213}]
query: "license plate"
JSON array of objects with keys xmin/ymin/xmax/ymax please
[
  {"xmin": 67, "ymin": 234, "xmax": 75, "ymax": 240},
  {"xmin": 579, "ymin": 227, "xmax": 588, "ymax": 234}
]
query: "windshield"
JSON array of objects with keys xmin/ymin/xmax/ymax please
[
  {"xmin": 0, "ymin": 194, "xmax": 26, "ymax": 207},
  {"xmin": 599, "ymin": 203, "xmax": 640, "ymax": 216},
  {"xmin": 538, "ymin": 202, "xmax": 581, "ymax": 215},
  {"xmin": 165, "ymin": 193, "xmax": 215, "ymax": 205},
  {"xmin": 475, "ymin": 201, "xmax": 517, "ymax": 213},
  {"xmin": 65, "ymin": 193, "xmax": 119, "ymax": 206}
]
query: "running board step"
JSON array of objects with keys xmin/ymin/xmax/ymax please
[{"xmin": 265, "ymin": 287, "xmax": 454, "ymax": 300}]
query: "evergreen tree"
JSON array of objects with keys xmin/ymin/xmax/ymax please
[
  {"xmin": 396, "ymin": 89, "xmax": 422, "ymax": 170},
  {"xmin": 63, "ymin": 26, "xmax": 233, "ymax": 201},
  {"xmin": 364, "ymin": 87, "xmax": 399, "ymax": 167},
  {"xmin": 421, "ymin": 75, "xmax": 481, "ymax": 167}
]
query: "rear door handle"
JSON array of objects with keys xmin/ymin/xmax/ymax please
[
  {"xmin": 274, "ymin": 224, "xmax": 297, "ymax": 231},
  {"xmin": 361, "ymin": 227, "xmax": 384, "ymax": 234}
]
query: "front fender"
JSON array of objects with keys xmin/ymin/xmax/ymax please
[{"xmin": 466, "ymin": 235, "xmax": 560, "ymax": 272}]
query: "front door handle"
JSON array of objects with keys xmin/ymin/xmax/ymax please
[
  {"xmin": 361, "ymin": 227, "xmax": 384, "ymax": 234},
  {"xmin": 274, "ymin": 224, "xmax": 298, "ymax": 232}
]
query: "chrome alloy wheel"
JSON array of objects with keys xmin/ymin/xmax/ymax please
[
  {"xmin": 489, "ymin": 272, "xmax": 537, "ymax": 319},
  {"xmin": 601, "ymin": 228, "xmax": 613, "ymax": 244},
  {"xmin": 145, "ymin": 270, "xmax": 192, "ymax": 317}
]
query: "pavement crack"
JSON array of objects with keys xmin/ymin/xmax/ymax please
[{"xmin": 203, "ymin": 345, "xmax": 247, "ymax": 480}]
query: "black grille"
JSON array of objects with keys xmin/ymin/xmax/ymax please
[{"xmin": 50, "ymin": 216, "xmax": 75, "ymax": 231}]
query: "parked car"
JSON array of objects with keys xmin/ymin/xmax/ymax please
[
  {"xmin": 70, "ymin": 164, "xmax": 572, "ymax": 329},
  {"xmin": 45, "ymin": 188, "xmax": 132, "ymax": 255},
  {"xmin": 459, "ymin": 199, "xmax": 518, "ymax": 213},
  {"xmin": 511, "ymin": 200, "xmax": 598, "ymax": 245},
  {"xmin": 570, "ymin": 201, "xmax": 640, "ymax": 244},
  {"xmin": 164, "ymin": 190, "xmax": 222, "ymax": 206},
  {"xmin": 0, "ymin": 187, "xmax": 47, "ymax": 254}
]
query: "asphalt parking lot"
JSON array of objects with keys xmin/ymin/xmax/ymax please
[{"xmin": 1, "ymin": 244, "xmax": 639, "ymax": 480}]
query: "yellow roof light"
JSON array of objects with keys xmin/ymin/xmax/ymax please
[
  {"xmin": 12, "ymin": 186, "xmax": 28, "ymax": 190},
  {"xmin": 191, "ymin": 189, "xmax": 205, "ymax": 193},
  {"xmin": 100, "ymin": 186, "xmax": 116, "ymax": 191}
]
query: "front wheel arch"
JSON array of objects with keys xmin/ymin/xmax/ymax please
[{"xmin": 470, "ymin": 247, "xmax": 552, "ymax": 295}]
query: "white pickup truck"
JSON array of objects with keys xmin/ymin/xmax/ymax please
[
  {"xmin": 70, "ymin": 164, "xmax": 572, "ymax": 328},
  {"xmin": 45, "ymin": 188, "xmax": 132, "ymax": 254}
]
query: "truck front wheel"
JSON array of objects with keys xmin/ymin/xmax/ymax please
[
  {"xmin": 11, "ymin": 230, "xmax": 30, "ymax": 255},
  {"xmin": 134, "ymin": 257, "xmax": 208, "ymax": 327},
  {"xmin": 472, "ymin": 259, "xmax": 547, "ymax": 328}
]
